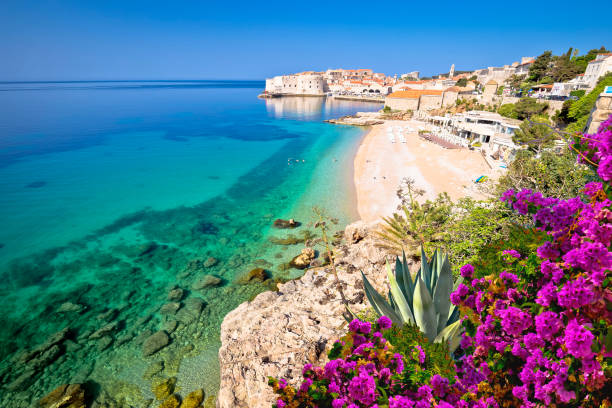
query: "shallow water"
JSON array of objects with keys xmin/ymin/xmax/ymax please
[{"xmin": 0, "ymin": 81, "xmax": 381, "ymax": 406}]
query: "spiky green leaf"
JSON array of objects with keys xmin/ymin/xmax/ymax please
[
  {"xmin": 361, "ymin": 272, "xmax": 402, "ymax": 324},
  {"xmin": 386, "ymin": 262, "xmax": 414, "ymax": 324},
  {"xmin": 413, "ymin": 275, "xmax": 437, "ymax": 342},
  {"xmin": 433, "ymin": 255, "xmax": 453, "ymax": 333}
]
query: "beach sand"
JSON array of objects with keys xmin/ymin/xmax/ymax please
[{"xmin": 354, "ymin": 119, "xmax": 492, "ymax": 223}]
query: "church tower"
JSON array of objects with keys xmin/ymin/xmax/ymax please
[{"xmin": 449, "ymin": 64, "xmax": 455, "ymax": 79}]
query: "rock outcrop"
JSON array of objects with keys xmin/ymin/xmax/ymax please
[
  {"xmin": 38, "ymin": 383, "xmax": 86, "ymax": 408},
  {"xmin": 288, "ymin": 247, "xmax": 316, "ymax": 269},
  {"xmin": 217, "ymin": 222, "xmax": 393, "ymax": 408}
]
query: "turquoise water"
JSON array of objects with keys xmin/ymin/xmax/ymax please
[{"xmin": 0, "ymin": 81, "xmax": 382, "ymax": 406}]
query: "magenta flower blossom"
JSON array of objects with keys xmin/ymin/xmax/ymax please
[
  {"xmin": 377, "ymin": 315, "xmax": 393, "ymax": 330},
  {"xmin": 564, "ymin": 319, "xmax": 594, "ymax": 358}
]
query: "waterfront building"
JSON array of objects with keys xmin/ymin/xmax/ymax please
[
  {"xmin": 384, "ymin": 89, "xmax": 458, "ymax": 111},
  {"xmin": 582, "ymin": 53, "xmax": 612, "ymax": 88},
  {"xmin": 264, "ymin": 73, "xmax": 328, "ymax": 96}
]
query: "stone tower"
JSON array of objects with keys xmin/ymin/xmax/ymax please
[{"xmin": 449, "ymin": 64, "xmax": 455, "ymax": 79}]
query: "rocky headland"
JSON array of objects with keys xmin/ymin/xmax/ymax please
[{"xmin": 217, "ymin": 221, "xmax": 408, "ymax": 407}]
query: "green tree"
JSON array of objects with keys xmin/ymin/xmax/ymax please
[
  {"xmin": 506, "ymin": 74, "xmax": 526, "ymax": 90},
  {"xmin": 495, "ymin": 149, "xmax": 595, "ymax": 199},
  {"xmin": 498, "ymin": 103, "xmax": 518, "ymax": 119},
  {"xmin": 513, "ymin": 97, "xmax": 548, "ymax": 120},
  {"xmin": 572, "ymin": 46, "xmax": 610, "ymax": 73},
  {"xmin": 550, "ymin": 47, "xmax": 582, "ymax": 82},
  {"xmin": 455, "ymin": 77, "xmax": 468, "ymax": 87},
  {"xmin": 528, "ymin": 51, "xmax": 553, "ymax": 83},
  {"xmin": 512, "ymin": 117, "xmax": 556, "ymax": 153}
]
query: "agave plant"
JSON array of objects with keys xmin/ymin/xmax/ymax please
[{"xmin": 362, "ymin": 247, "xmax": 463, "ymax": 352}]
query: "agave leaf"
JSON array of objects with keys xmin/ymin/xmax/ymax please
[
  {"xmin": 434, "ymin": 320, "xmax": 463, "ymax": 353},
  {"xmin": 446, "ymin": 304, "xmax": 460, "ymax": 326},
  {"xmin": 433, "ymin": 255, "xmax": 453, "ymax": 334},
  {"xmin": 386, "ymin": 262, "xmax": 414, "ymax": 324},
  {"xmin": 430, "ymin": 248, "xmax": 439, "ymax": 293},
  {"xmin": 397, "ymin": 252, "xmax": 415, "ymax": 316},
  {"xmin": 413, "ymin": 275, "xmax": 437, "ymax": 342},
  {"xmin": 361, "ymin": 272, "xmax": 403, "ymax": 324},
  {"xmin": 420, "ymin": 246, "xmax": 432, "ymax": 294},
  {"xmin": 395, "ymin": 256, "xmax": 407, "ymax": 296}
]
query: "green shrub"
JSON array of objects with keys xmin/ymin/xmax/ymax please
[
  {"xmin": 569, "ymin": 89, "xmax": 585, "ymax": 98},
  {"xmin": 498, "ymin": 103, "xmax": 518, "ymax": 119},
  {"xmin": 384, "ymin": 323, "xmax": 456, "ymax": 380}
]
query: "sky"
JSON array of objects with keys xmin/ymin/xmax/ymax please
[{"xmin": 1, "ymin": 0, "xmax": 610, "ymax": 81}]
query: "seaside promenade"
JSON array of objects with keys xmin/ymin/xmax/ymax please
[{"xmin": 354, "ymin": 119, "xmax": 492, "ymax": 222}]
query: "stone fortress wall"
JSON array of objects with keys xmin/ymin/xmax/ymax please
[{"xmin": 265, "ymin": 74, "xmax": 327, "ymax": 96}]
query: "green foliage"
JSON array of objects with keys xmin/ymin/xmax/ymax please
[
  {"xmin": 377, "ymin": 180, "xmax": 452, "ymax": 258},
  {"xmin": 361, "ymin": 248, "xmax": 463, "ymax": 351},
  {"xmin": 384, "ymin": 323, "xmax": 456, "ymax": 380},
  {"xmin": 496, "ymin": 85, "xmax": 504, "ymax": 95},
  {"xmin": 443, "ymin": 198, "xmax": 506, "ymax": 269},
  {"xmin": 455, "ymin": 77, "xmax": 468, "ymax": 87},
  {"xmin": 513, "ymin": 97, "xmax": 549, "ymax": 120},
  {"xmin": 470, "ymin": 224, "xmax": 548, "ymax": 280},
  {"xmin": 498, "ymin": 103, "xmax": 518, "ymax": 119},
  {"xmin": 566, "ymin": 72, "xmax": 612, "ymax": 132},
  {"xmin": 383, "ymin": 105, "xmax": 392, "ymax": 113},
  {"xmin": 572, "ymin": 46, "xmax": 610, "ymax": 72},
  {"xmin": 528, "ymin": 51, "xmax": 553, "ymax": 83},
  {"xmin": 495, "ymin": 149, "xmax": 595, "ymax": 199},
  {"xmin": 506, "ymin": 74, "xmax": 526, "ymax": 90},
  {"xmin": 468, "ymin": 75, "xmax": 477, "ymax": 81},
  {"xmin": 569, "ymin": 89, "xmax": 586, "ymax": 98},
  {"xmin": 549, "ymin": 47, "xmax": 582, "ymax": 82},
  {"xmin": 512, "ymin": 116, "xmax": 557, "ymax": 152}
]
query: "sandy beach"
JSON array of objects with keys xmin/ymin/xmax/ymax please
[{"xmin": 354, "ymin": 119, "xmax": 493, "ymax": 223}]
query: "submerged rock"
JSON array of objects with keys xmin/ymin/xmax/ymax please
[
  {"xmin": 192, "ymin": 275, "xmax": 222, "ymax": 290},
  {"xmin": 160, "ymin": 302, "xmax": 181, "ymax": 315},
  {"xmin": 89, "ymin": 321, "xmax": 119, "ymax": 340},
  {"xmin": 167, "ymin": 288, "xmax": 185, "ymax": 301},
  {"xmin": 6, "ymin": 369, "xmax": 36, "ymax": 391},
  {"xmin": 153, "ymin": 377, "xmax": 177, "ymax": 400},
  {"xmin": 138, "ymin": 241, "xmax": 159, "ymax": 256},
  {"xmin": 181, "ymin": 389, "xmax": 204, "ymax": 408},
  {"xmin": 289, "ymin": 248, "xmax": 316, "ymax": 269},
  {"xmin": 159, "ymin": 394, "xmax": 181, "ymax": 408},
  {"xmin": 57, "ymin": 302, "xmax": 85, "ymax": 314},
  {"xmin": 96, "ymin": 308, "xmax": 118, "ymax": 322},
  {"xmin": 142, "ymin": 331, "xmax": 170, "ymax": 356},
  {"xmin": 38, "ymin": 383, "xmax": 86, "ymax": 408},
  {"xmin": 163, "ymin": 320, "xmax": 178, "ymax": 334},
  {"xmin": 96, "ymin": 336, "xmax": 114, "ymax": 352},
  {"xmin": 203, "ymin": 257, "xmax": 218, "ymax": 268},
  {"xmin": 143, "ymin": 361, "xmax": 165, "ymax": 380},
  {"xmin": 272, "ymin": 218, "xmax": 300, "ymax": 229},
  {"xmin": 185, "ymin": 297, "xmax": 206, "ymax": 315},
  {"xmin": 234, "ymin": 268, "xmax": 269, "ymax": 284}
]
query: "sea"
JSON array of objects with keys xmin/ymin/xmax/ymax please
[{"xmin": 0, "ymin": 80, "xmax": 382, "ymax": 406}]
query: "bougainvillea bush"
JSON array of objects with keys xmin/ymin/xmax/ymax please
[{"xmin": 269, "ymin": 116, "xmax": 611, "ymax": 408}]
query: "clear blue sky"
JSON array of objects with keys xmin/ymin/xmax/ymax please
[{"xmin": 1, "ymin": 0, "xmax": 610, "ymax": 80}]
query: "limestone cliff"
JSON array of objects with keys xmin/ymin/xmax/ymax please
[{"xmin": 217, "ymin": 221, "xmax": 400, "ymax": 408}]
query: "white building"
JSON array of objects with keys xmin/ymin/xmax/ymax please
[{"xmin": 582, "ymin": 53, "xmax": 612, "ymax": 89}]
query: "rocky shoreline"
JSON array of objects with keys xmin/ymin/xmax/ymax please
[
  {"xmin": 324, "ymin": 111, "xmax": 384, "ymax": 126},
  {"xmin": 216, "ymin": 221, "xmax": 405, "ymax": 407}
]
